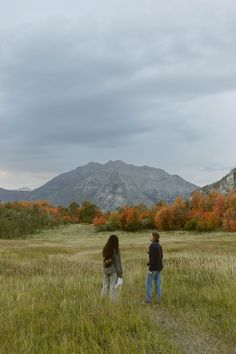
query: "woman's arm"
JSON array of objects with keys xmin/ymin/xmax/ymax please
[{"xmin": 113, "ymin": 250, "xmax": 123, "ymax": 277}]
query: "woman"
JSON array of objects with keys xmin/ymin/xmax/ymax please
[{"xmin": 101, "ymin": 234, "xmax": 123, "ymax": 302}]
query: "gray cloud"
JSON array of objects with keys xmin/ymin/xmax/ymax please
[{"xmin": 0, "ymin": 0, "xmax": 236, "ymax": 188}]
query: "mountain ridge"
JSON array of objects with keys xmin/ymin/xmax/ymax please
[
  {"xmin": 202, "ymin": 168, "xmax": 236, "ymax": 194},
  {"xmin": 0, "ymin": 161, "xmax": 198, "ymax": 210}
]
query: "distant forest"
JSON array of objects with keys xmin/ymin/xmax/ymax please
[{"xmin": 1, "ymin": 190, "xmax": 236, "ymax": 238}]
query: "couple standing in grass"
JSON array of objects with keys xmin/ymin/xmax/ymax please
[{"xmin": 101, "ymin": 231, "xmax": 163, "ymax": 303}]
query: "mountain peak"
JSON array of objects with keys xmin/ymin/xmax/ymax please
[
  {"xmin": 0, "ymin": 161, "xmax": 198, "ymax": 210},
  {"xmin": 105, "ymin": 160, "xmax": 129, "ymax": 167}
]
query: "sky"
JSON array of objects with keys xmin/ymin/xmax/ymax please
[{"xmin": 0, "ymin": 0, "xmax": 236, "ymax": 189}]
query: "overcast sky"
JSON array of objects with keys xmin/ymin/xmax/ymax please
[{"xmin": 0, "ymin": 0, "xmax": 236, "ymax": 189}]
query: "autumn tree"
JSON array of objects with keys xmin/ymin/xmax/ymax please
[
  {"xmin": 223, "ymin": 191, "xmax": 236, "ymax": 231},
  {"xmin": 68, "ymin": 202, "xmax": 81, "ymax": 223},
  {"xmin": 119, "ymin": 206, "xmax": 141, "ymax": 231},
  {"xmin": 80, "ymin": 201, "xmax": 100, "ymax": 224},
  {"xmin": 154, "ymin": 206, "xmax": 173, "ymax": 231}
]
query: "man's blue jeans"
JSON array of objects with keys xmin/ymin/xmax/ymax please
[{"xmin": 146, "ymin": 271, "xmax": 162, "ymax": 303}]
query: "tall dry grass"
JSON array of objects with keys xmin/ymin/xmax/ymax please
[{"xmin": 0, "ymin": 224, "xmax": 235, "ymax": 353}]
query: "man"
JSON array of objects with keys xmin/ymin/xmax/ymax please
[{"xmin": 145, "ymin": 231, "xmax": 163, "ymax": 304}]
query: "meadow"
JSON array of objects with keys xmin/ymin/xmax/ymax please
[{"xmin": 0, "ymin": 224, "xmax": 235, "ymax": 354}]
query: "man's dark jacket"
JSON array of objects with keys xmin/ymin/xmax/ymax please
[{"xmin": 147, "ymin": 241, "xmax": 163, "ymax": 272}]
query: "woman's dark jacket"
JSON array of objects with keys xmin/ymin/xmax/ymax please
[{"xmin": 147, "ymin": 241, "xmax": 163, "ymax": 272}]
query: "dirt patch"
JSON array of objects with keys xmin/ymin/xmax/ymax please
[{"xmin": 150, "ymin": 307, "xmax": 235, "ymax": 354}]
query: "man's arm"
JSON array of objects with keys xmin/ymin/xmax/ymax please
[
  {"xmin": 148, "ymin": 244, "xmax": 156, "ymax": 269},
  {"xmin": 160, "ymin": 245, "xmax": 163, "ymax": 259}
]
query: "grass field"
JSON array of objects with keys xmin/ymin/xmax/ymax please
[{"xmin": 0, "ymin": 225, "xmax": 235, "ymax": 354}]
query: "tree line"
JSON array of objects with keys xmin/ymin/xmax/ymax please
[
  {"xmin": 0, "ymin": 200, "xmax": 103, "ymax": 239},
  {"xmin": 93, "ymin": 190, "xmax": 236, "ymax": 232},
  {"xmin": 1, "ymin": 190, "xmax": 236, "ymax": 238}
]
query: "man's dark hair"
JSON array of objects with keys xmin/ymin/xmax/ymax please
[{"xmin": 152, "ymin": 231, "xmax": 160, "ymax": 242}]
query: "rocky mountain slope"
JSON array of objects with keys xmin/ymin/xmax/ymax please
[
  {"xmin": 202, "ymin": 168, "xmax": 236, "ymax": 194},
  {"xmin": 0, "ymin": 161, "xmax": 198, "ymax": 210}
]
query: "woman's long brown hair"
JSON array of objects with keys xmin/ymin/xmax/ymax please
[{"xmin": 103, "ymin": 234, "xmax": 119, "ymax": 258}]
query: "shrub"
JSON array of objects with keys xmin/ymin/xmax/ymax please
[{"xmin": 184, "ymin": 219, "xmax": 198, "ymax": 231}]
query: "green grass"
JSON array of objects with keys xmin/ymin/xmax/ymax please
[{"xmin": 0, "ymin": 225, "xmax": 235, "ymax": 353}]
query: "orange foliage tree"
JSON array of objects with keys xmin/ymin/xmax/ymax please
[
  {"xmin": 119, "ymin": 206, "xmax": 142, "ymax": 231},
  {"xmin": 223, "ymin": 191, "xmax": 236, "ymax": 231}
]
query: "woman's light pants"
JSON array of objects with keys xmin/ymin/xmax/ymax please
[{"xmin": 101, "ymin": 273, "xmax": 118, "ymax": 302}]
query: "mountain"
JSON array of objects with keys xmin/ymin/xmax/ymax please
[
  {"xmin": 16, "ymin": 187, "xmax": 32, "ymax": 192},
  {"xmin": 202, "ymin": 168, "xmax": 236, "ymax": 194},
  {"xmin": 0, "ymin": 161, "xmax": 198, "ymax": 210},
  {"xmin": 0, "ymin": 188, "xmax": 30, "ymax": 202}
]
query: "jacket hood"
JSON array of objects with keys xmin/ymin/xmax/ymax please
[{"xmin": 151, "ymin": 241, "xmax": 160, "ymax": 248}]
